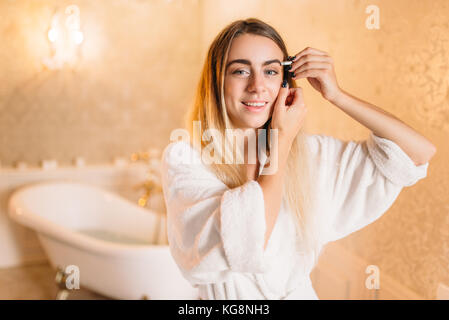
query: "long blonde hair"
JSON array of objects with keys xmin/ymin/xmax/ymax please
[{"xmin": 185, "ymin": 18, "xmax": 323, "ymax": 261}]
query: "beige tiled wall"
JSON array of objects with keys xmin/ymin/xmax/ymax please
[
  {"xmin": 0, "ymin": 0, "xmax": 203, "ymax": 167},
  {"xmin": 1, "ymin": 0, "xmax": 447, "ymax": 299}
]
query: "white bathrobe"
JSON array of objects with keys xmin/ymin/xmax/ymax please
[{"xmin": 160, "ymin": 132, "xmax": 429, "ymax": 300}]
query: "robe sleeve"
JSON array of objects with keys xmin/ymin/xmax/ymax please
[
  {"xmin": 160, "ymin": 141, "xmax": 268, "ymax": 286},
  {"xmin": 305, "ymin": 132, "xmax": 429, "ymax": 244}
]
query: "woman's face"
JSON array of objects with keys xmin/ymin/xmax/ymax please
[{"xmin": 224, "ymin": 33, "xmax": 284, "ymax": 130}]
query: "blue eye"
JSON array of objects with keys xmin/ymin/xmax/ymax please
[
  {"xmin": 232, "ymin": 69, "xmax": 278, "ymax": 76},
  {"xmin": 233, "ymin": 70, "xmax": 248, "ymax": 75}
]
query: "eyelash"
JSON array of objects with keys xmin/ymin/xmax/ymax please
[{"xmin": 233, "ymin": 69, "xmax": 278, "ymax": 76}]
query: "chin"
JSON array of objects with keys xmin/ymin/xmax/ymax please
[{"xmin": 242, "ymin": 117, "xmax": 269, "ymax": 129}]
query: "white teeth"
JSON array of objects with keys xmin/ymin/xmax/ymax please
[{"xmin": 243, "ymin": 102, "xmax": 266, "ymax": 107}]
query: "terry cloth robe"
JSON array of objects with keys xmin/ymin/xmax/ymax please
[{"xmin": 160, "ymin": 132, "xmax": 429, "ymax": 300}]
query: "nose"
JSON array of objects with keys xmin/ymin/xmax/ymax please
[{"xmin": 246, "ymin": 72, "xmax": 267, "ymax": 94}]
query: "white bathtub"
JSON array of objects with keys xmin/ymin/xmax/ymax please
[{"xmin": 7, "ymin": 181, "xmax": 199, "ymax": 300}]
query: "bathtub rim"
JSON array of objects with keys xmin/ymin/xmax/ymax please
[{"xmin": 8, "ymin": 180, "xmax": 170, "ymax": 259}]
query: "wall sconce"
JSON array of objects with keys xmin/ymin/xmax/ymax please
[{"xmin": 43, "ymin": 5, "xmax": 84, "ymax": 69}]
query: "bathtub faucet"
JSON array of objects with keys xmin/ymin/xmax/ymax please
[
  {"xmin": 130, "ymin": 149, "xmax": 164, "ymax": 210},
  {"xmin": 134, "ymin": 180, "xmax": 163, "ymax": 208}
]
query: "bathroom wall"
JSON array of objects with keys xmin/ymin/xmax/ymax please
[
  {"xmin": 0, "ymin": 0, "xmax": 202, "ymax": 167},
  {"xmin": 1, "ymin": 0, "xmax": 447, "ymax": 299}
]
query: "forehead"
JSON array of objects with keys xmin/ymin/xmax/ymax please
[{"xmin": 227, "ymin": 34, "xmax": 283, "ymax": 63}]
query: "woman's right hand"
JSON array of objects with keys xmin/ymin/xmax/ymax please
[{"xmin": 270, "ymin": 81, "xmax": 308, "ymax": 146}]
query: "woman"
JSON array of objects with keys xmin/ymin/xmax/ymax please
[{"xmin": 160, "ymin": 18, "xmax": 436, "ymax": 300}]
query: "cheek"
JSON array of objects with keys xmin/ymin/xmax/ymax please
[
  {"xmin": 268, "ymin": 83, "xmax": 281, "ymax": 101},
  {"xmin": 225, "ymin": 81, "xmax": 245, "ymax": 102},
  {"xmin": 224, "ymin": 83, "xmax": 240, "ymax": 117}
]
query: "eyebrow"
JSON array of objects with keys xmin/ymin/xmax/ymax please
[{"xmin": 226, "ymin": 59, "xmax": 282, "ymax": 69}]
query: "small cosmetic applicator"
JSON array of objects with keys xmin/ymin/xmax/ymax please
[{"xmin": 281, "ymin": 56, "xmax": 295, "ymax": 84}]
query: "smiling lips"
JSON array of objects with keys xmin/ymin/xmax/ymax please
[{"xmin": 242, "ymin": 101, "xmax": 268, "ymax": 112}]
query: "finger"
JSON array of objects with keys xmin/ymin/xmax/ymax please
[
  {"xmin": 294, "ymin": 68, "xmax": 327, "ymax": 79},
  {"xmin": 292, "ymin": 47, "xmax": 328, "ymax": 62},
  {"xmin": 273, "ymin": 81, "xmax": 290, "ymax": 115},
  {"xmin": 286, "ymin": 89, "xmax": 295, "ymax": 105},
  {"xmin": 291, "ymin": 55, "xmax": 332, "ymax": 72},
  {"xmin": 292, "ymin": 62, "xmax": 331, "ymax": 77},
  {"xmin": 288, "ymin": 87, "xmax": 305, "ymax": 108}
]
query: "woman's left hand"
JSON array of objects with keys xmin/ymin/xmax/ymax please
[{"xmin": 290, "ymin": 47, "xmax": 342, "ymax": 102}]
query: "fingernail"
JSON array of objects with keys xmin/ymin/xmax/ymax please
[{"xmin": 282, "ymin": 80, "xmax": 287, "ymax": 87}]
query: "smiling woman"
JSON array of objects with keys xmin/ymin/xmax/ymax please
[
  {"xmin": 224, "ymin": 34, "xmax": 284, "ymax": 129},
  {"xmin": 160, "ymin": 18, "xmax": 432, "ymax": 300}
]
